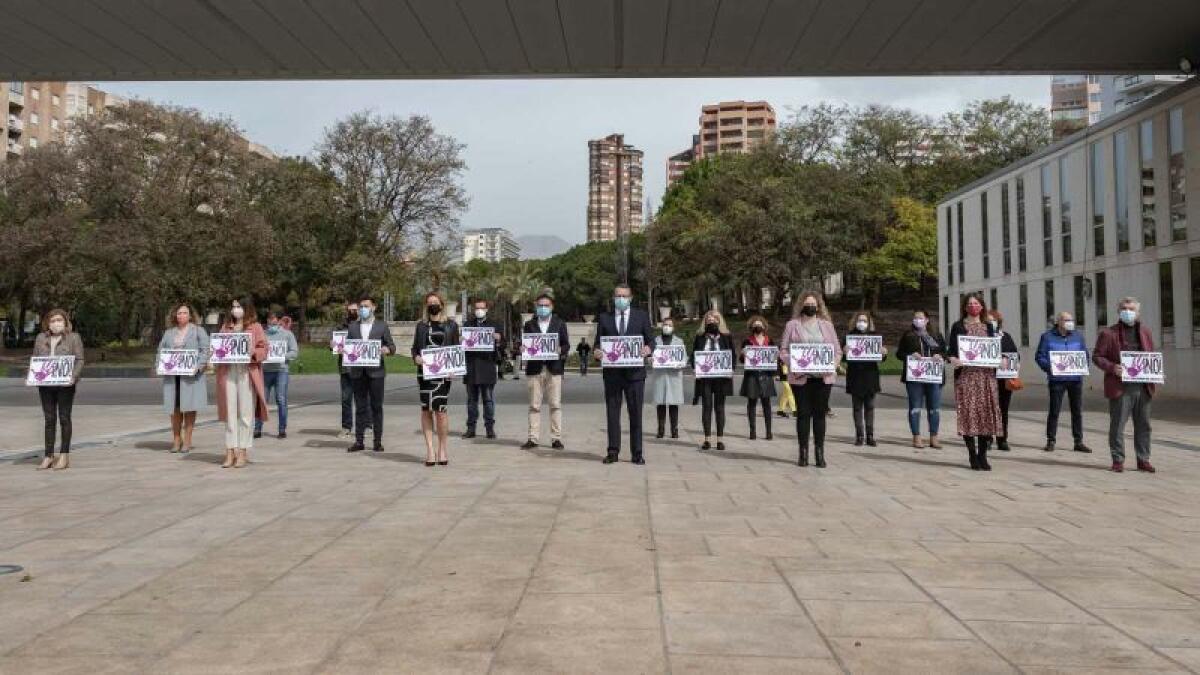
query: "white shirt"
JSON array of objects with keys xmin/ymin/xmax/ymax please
[
  {"xmin": 538, "ymin": 318, "xmax": 551, "ymax": 333},
  {"xmin": 359, "ymin": 318, "xmax": 374, "ymax": 338}
]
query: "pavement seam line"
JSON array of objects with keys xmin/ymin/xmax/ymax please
[
  {"xmin": 770, "ymin": 556, "xmax": 850, "ymax": 674},
  {"xmin": 644, "ymin": 468, "xmax": 675, "ymax": 675}
]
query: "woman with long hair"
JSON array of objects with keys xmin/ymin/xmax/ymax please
[
  {"xmin": 159, "ymin": 303, "xmax": 209, "ymax": 454},
  {"xmin": 691, "ymin": 309, "xmax": 734, "ymax": 450},
  {"xmin": 739, "ymin": 314, "xmax": 776, "ymax": 440},
  {"xmin": 895, "ymin": 310, "xmax": 947, "ymax": 449},
  {"xmin": 33, "ymin": 309, "xmax": 84, "ymax": 470},
  {"xmin": 947, "ymin": 293, "xmax": 1004, "ymax": 470},
  {"xmin": 844, "ymin": 311, "xmax": 884, "ymax": 447},
  {"xmin": 214, "ymin": 297, "xmax": 268, "ymax": 469},
  {"xmin": 780, "ymin": 291, "xmax": 842, "ymax": 468},
  {"xmin": 412, "ymin": 292, "xmax": 460, "ymax": 466}
]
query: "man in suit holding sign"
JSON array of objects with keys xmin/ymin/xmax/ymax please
[
  {"xmin": 462, "ymin": 298, "xmax": 503, "ymax": 439},
  {"xmin": 346, "ymin": 296, "xmax": 395, "ymax": 453},
  {"xmin": 593, "ymin": 284, "xmax": 655, "ymax": 465}
]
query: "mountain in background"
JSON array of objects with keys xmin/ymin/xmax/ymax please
[{"xmin": 516, "ymin": 235, "xmax": 572, "ymax": 260}]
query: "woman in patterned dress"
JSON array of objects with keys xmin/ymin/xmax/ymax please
[
  {"xmin": 412, "ymin": 292, "xmax": 460, "ymax": 466},
  {"xmin": 947, "ymin": 293, "xmax": 1004, "ymax": 471}
]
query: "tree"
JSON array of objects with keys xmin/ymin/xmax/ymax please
[{"xmin": 859, "ymin": 197, "xmax": 937, "ymax": 310}]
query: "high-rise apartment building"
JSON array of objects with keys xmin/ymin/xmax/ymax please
[
  {"xmin": 1051, "ymin": 74, "xmax": 1190, "ymax": 139},
  {"xmin": 695, "ymin": 100, "xmax": 776, "ymax": 160},
  {"xmin": 587, "ymin": 133, "xmax": 643, "ymax": 242},
  {"xmin": 462, "ymin": 227, "xmax": 520, "ymax": 263},
  {"xmin": 2, "ymin": 82, "xmax": 126, "ymax": 162},
  {"xmin": 666, "ymin": 135, "xmax": 699, "ymax": 187}
]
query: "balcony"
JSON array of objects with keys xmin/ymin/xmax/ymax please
[
  {"xmin": 6, "ymin": 115, "xmax": 22, "ymax": 135},
  {"xmin": 7, "ymin": 92, "xmax": 23, "ymax": 109},
  {"xmin": 6, "ymin": 140, "xmax": 22, "ymax": 157},
  {"xmin": 1116, "ymin": 74, "xmax": 1188, "ymax": 95}
]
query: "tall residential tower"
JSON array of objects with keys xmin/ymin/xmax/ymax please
[{"xmin": 587, "ymin": 133, "xmax": 643, "ymax": 242}]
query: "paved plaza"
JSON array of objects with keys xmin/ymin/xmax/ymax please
[{"xmin": 2, "ymin": 376, "xmax": 1199, "ymax": 674}]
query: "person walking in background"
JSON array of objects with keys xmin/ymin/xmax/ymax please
[
  {"xmin": 215, "ymin": 297, "xmax": 269, "ymax": 469},
  {"xmin": 739, "ymin": 315, "xmax": 776, "ymax": 440},
  {"xmin": 844, "ymin": 311, "xmax": 883, "ymax": 447},
  {"xmin": 776, "ymin": 362, "xmax": 796, "ymax": 418},
  {"xmin": 1034, "ymin": 311, "xmax": 1091, "ymax": 454},
  {"xmin": 781, "ymin": 292, "xmax": 841, "ymax": 468},
  {"xmin": 412, "ymin": 293, "xmax": 457, "ymax": 465},
  {"xmin": 521, "ymin": 294, "xmax": 570, "ymax": 450},
  {"xmin": 594, "ymin": 284, "xmax": 654, "ymax": 464},
  {"xmin": 947, "ymin": 293, "xmax": 1004, "ymax": 471},
  {"xmin": 989, "ymin": 309, "xmax": 1020, "ymax": 451},
  {"xmin": 347, "ymin": 296, "xmax": 395, "ymax": 454},
  {"xmin": 33, "ymin": 309, "xmax": 84, "ymax": 470},
  {"xmin": 338, "ymin": 301, "xmax": 370, "ymax": 439},
  {"xmin": 160, "ymin": 303, "xmax": 209, "ymax": 455},
  {"xmin": 576, "ymin": 338, "xmax": 592, "ymax": 376},
  {"xmin": 1093, "ymin": 297, "xmax": 1157, "ymax": 473},
  {"xmin": 648, "ymin": 317, "xmax": 685, "ymax": 439},
  {"xmin": 255, "ymin": 311, "xmax": 298, "ymax": 440},
  {"xmin": 896, "ymin": 310, "xmax": 947, "ymax": 449},
  {"xmin": 462, "ymin": 298, "xmax": 502, "ymax": 439},
  {"xmin": 692, "ymin": 309, "xmax": 734, "ymax": 451}
]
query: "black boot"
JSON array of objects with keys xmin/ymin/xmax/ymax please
[
  {"xmin": 997, "ymin": 437, "xmax": 1010, "ymax": 451},
  {"xmin": 854, "ymin": 433, "xmax": 864, "ymax": 446},
  {"xmin": 865, "ymin": 429, "xmax": 877, "ymax": 447},
  {"xmin": 965, "ymin": 436, "xmax": 979, "ymax": 470},
  {"xmin": 656, "ymin": 423, "xmax": 665, "ymax": 439},
  {"xmin": 978, "ymin": 437, "xmax": 992, "ymax": 471},
  {"xmin": 796, "ymin": 420, "xmax": 810, "ymax": 466},
  {"xmin": 798, "ymin": 444, "xmax": 809, "ymax": 467},
  {"xmin": 763, "ymin": 414, "xmax": 772, "ymax": 440},
  {"xmin": 656, "ymin": 407, "xmax": 666, "ymax": 439},
  {"xmin": 815, "ymin": 446, "xmax": 826, "ymax": 468},
  {"xmin": 749, "ymin": 420, "xmax": 757, "ymax": 440}
]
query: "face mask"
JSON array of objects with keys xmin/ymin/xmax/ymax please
[
  {"xmin": 967, "ymin": 305, "xmax": 982, "ymax": 317},
  {"xmin": 1063, "ymin": 320, "xmax": 1075, "ymax": 332},
  {"xmin": 231, "ymin": 306, "xmax": 244, "ymax": 320},
  {"xmin": 751, "ymin": 325, "xmax": 763, "ymax": 334},
  {"xmin": 1119, "ymin": 309, "xmax": 1136, "ymax": 326},
  {"xmin": 536, "ymin": 306, "xmax": 551, "ymax": 319},
  {"xmin": 613, "ymin": 297, "xmax": 630, "ymax": 311},
  {"xmin": 268, "ymin": 324, "xmax": 280, "ymax": 334},
  {"xmin": 474, "ymin": 308, "xmax": 487, "ymax": 320},
  {"xmin": 427, "ymin": 304, "xmax": 441, "ymax": 317},
  {"xmin": 662, "ymin": 325, "xmax": 674, "ymax": 336},
  {"xmin": 359, "ymin": 306, "xmax": 372, "ymax": 320},
  {"xmin": 913, "ymin": 318, "xmax": 927, "ymax": 330},
  {"xmin": 856, "ymin": 320, "xmax": 868, "ymax": 331},
  {"xmin": 49, "ymin": 320, "xmax": 65, "ymax": 334},
  {"xmin": 800, "ymin": 305, "xmax": 817, "ymax": 317},
  {"xmin": 705, "ymin": 323, "xmax": 719, "ymax": 335}
]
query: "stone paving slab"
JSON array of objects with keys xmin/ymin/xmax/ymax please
[{"xmin": 1, "ymin": 392, "xmax": 1199, "ymax": 674}]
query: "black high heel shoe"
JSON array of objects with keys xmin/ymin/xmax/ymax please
[
  {"xmin": 424, "ymin": 460, "xmax": 435, "ymax": 467},
  {"xmin": 438, "ymin": 460, "xmax": 448, "ymax": 466}
]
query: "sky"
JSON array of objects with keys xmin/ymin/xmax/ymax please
[{"xmin": 106, "ymin": 76, "xmax": 1051, "ymax": 244}]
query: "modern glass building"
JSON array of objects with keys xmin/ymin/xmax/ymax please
[{"xmin": 938, "ymin": 77, "xmax": 1200, "ymax": 396}]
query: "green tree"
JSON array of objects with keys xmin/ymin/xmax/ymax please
[{"xmin": 859, "ymin": 197, "xmax": 938, "ymax": 310}]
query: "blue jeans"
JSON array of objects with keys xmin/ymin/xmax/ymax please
[
  {"xmin": 255, "ymin": 370, "xmax": 288, "ymax": 433},
  {"xmin": 904, "ymin": 381, "xmax": 941, "ymax": 436},
  {"xmin": 465, "ymin": 383, "xmax": 495, "ymax": 430}
]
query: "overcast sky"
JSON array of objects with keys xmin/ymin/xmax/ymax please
[{"xmin": 106, "ymin": 76, "xmax": 1051, "ymax": 244}]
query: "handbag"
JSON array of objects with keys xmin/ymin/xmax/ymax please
[{"xmin": 1004, "ymin": 377, "xmax": 1024, "ymax": 392}]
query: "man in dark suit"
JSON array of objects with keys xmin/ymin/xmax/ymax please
[
  {"xmin": 338, "ymin": 300, "xmax": 370, "ymax": 438},
  {"xmin": 521, "ymin": 293, "xmax": 571, "ymax": 449},
  {"xmin": 463, "ymin": 298, "xmax": 502, "ymax": 439},
  {"xmin": 593, "ymin": 284, "xmax": 654, "ymax": 464},
  {"xmin": 345, "ymin": 296, "xmax": 395, "ymax": 453}
]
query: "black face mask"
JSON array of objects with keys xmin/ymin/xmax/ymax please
[
  {"xmin": 751, "ymin": 325, "xmax": 763, "ymax": 334},
  {"xmin": 427, "ymin": 305, "xmax": 441, "ymax": 316},
  {"xmin": 705, "ymin": 323, "xmax": 719, "ymax": 335},
  {"xmin": 800, "ymin": 306, "xmax": 817, "ymax": 317}
]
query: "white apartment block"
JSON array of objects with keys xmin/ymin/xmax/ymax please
[{"xmin": 462, "ymin": 228, "xmax": 520, "ymax": 264}]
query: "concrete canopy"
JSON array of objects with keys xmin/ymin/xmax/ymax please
[{"xmin": 1, "ymin": 0, "xmax": 1198, "ymax": 81}]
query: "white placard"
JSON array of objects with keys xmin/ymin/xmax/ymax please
[
  {"xmin": 342, "ymin": 339, "xmax": 382, "ymax": 367},
  {"xmin": 742, "ymin": 345, "xmax": 779, "ymax": 371},
  {"xmin": 421, "ymin": 345, "xmax": 467, "ymax": 379},
  {"xmin": 521, "ymin": 332, "xmax": 561, "ymax": 361},
  {"xmin": 1049, "ymin": 350, "xmax": 1089, "ymax": 377},
  {"xmin": 209, "ymin": 332, "xmax": 252, "ymax": 364},
  {"xmin": 997, "ymin": 352, "xmax": 1021, "ymax": 380},
  {"xmin": 1120, "ymin": 351, "xmax": 1165, "ymax": 384},
  {"xmin": 265, "ymin": 340, "xmax": 288, "ymax": 364},
  {"xmin": 330, "ymin": 331, "xmax": 347, "ymax": 355},
  {"xmin": 693, "ymin": 350, "xmax": 734, "ymax": 378},
  {"xmin": 789, "ymin": 343, "xmax": 836, "ymax": 375},
  {"xmin": 26, "ymin": 356, "xmax": 75, "ymax": 387},
  {"xmin": 156, "ymin": 349, "xmax": 200, "ymax": 376},
  {"xmin": 651, "ymin": 344, "xmax": 688, "ymax": 369},
  {"xmin": 461, "ymin": 326, "xmax": 496, "ymax": 353},
  {"xmin": 956, "ymin": 335, "xmax": 1002, "ymax": 368},
  {"xmin": 598, "ymin": 336, "xmax": 644, "ymax": 368},
  {"xmin": 845, "ymin": 335, "xmax": 884, "ymax": 361},
  {"xmin": 905, "ymin": 355, "xmax": 945, "ymax": 384}
]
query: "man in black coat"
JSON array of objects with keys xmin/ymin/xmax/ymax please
[
  {"xmin": 521, "ymin": 293, "xmax": 570, "ymax": 449},
  {"xmin": 338, "ymin": 300, "xmax": 371, "ymax": 438},
  {"xmin": 462, "ymin": 298, "xmax": 503, "ymax": 439},
  {"xmin": 345, "ymin": 296, "xmax": 396, "ymax": 453},
  {"xmin": 593, "ymin": 284, "xmax": 655, "ymax": 464}
]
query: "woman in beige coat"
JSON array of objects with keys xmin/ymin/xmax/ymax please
[{"xmin": 32, "ymin": 309, "xmax": 85, "ymax": 470}]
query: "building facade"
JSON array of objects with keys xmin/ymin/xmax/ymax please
[
  {"xmin": 3, "ymin": 82, "xmax": 127, "ymax": 162},
  {"xmin": 1051, "ymin": 75, "xmax": 1103, "ymax": 132},
  {"xmin": 666, "ymin": 134, "xmax": 699, "ymax": 187},
  {"xmin": 1099, "ymin": 74, "xmax": 1191, "ymax": 118},
  {"xmin": 695, "ymin": 100, "xmax": 775, "ymax": 160},
  {"xmin": 939, "ymin": 77, "xmax": 1200, "ymax": 397},
  {"xmin": 462, "ymin": 227, "xmax": 520, "ymax": 264},
  {"xmin": 587, "ymin": 133, "xmax": 644, "ymax": 242}
]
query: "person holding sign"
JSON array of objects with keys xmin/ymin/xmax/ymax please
[
  {"xmin": 594, "ymin": 284, "xmax": 655, "ymax": 464},
  {"xmin": 781, "ymin": 292, "xmax": 841, "ymax": 468},
  {"xmin": 346, "ymin": 296, "xmax": 395, "ymax": 454},
  {"xmin": 947, "ymin": 294, "xmax": 1003, "ymax": 471},
  {"xmin": 896, "ymin": 310, "xmax": 947, "ymax": 449},
  {"xmin": 214, "ymin": 298, "xmax": 269, "ymax": 469},
  {"xmin": 159, "ymin": 303, "xmax": 209, "ymax": 455},
  {"xmin": 338, "ymin": 301, "xmax": 370, "ymax": 439},
  {"xmin": 843, "ymin": 312, "xmax": 884, "ymax": 447},
  {"xmin": 1092, "ymin": 297, "xmax": 1157, "ymax": 473},
  {"xmin": 412, "ymin": 293, "xmax": 458, "ymax": 465},
  {"xmin": 31, "ymin": 309, "xmax": 84, "ymax": 470},
  {"xmin": 988, "ymin": 310, "xmax": 1021, "ymax": 452},
  {"xmin": 255, "ymin": 311, "xmax": 298, "ymax": 440},
  {"xmin": 648, "ymin": 317, "xmax": 686, "ymax": 439},
  {"xmin": 1034, "ymin": 311, "xmax": 1091, "ymax": 454},
  {"xmin": 739, "ymin": 315, "xmax": 778, "ymax": 441},
  {"xmin": 521, "ymin": 294, "xmax": 571, "ymax": 450},
  {"xmin": 462, "ymin": 298, "xmax": 503, "ymax": 439},
  {"xmin": 691, "ymin": 310, "xmax": 734, "ymax": 451}
]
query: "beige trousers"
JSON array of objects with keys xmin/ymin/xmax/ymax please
[
  {"xmin": 527, "ymin": 370, "xmax": 562, "ymax": 442},
  {"xmin": 223, "ymin": 364, "xmax": 254, "ymax": 449}
]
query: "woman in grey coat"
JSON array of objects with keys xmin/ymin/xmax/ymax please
[
  {"xmin": 159, "ymin": 303, "xmax": 210, "ymax": 453},
  {"xmin": 648, "ymin": 317, "xmax": 685, "ymax": 439}
]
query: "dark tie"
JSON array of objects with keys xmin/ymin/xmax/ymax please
[{"xmin": 618, "ymin": 312, "xmax": 626, "ymax": 336}]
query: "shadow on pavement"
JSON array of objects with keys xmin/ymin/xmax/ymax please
[
  {"xmin": 521, "ymin": 446, "xmax": 599, "ymax": 462},
  {"xmin": 845, "ymin": 450, "xmax": 967, "ymax": 469},
  {"xmin": 362, "ymin": 451, "xmax": 430, "ymax": 464},
  {"xmin": 299, "ymin": 428, "xmax": 340, "ymax": 437},
  {"xmin": 134, "ymin": 440, "xmax": 174, "ymax": 451},
  {"xmin": 698, "ymin": 447, "xmax": 796, "ymax": 465}
]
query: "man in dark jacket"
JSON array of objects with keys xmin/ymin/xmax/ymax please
[
  {"xmin": 338, "ymin": 300, "xmax": 371, "ymax": 439},
  {"xmin": 521, "ymin": 294, "xmax": 570, "ymax": 449},
  {"xmin": 576, "ymin": 338, "xmax": 592, "ymax": 376},
  {"xmin": 345, "ymin": 297, "xmax": 395, "ymax": 453},
  {"xmin": 462, "ymin": 298, "xmax": 502, "ymax": 439},
  {"xmin": 1093, "ymin": 297, "xmax": 1157, "ymax": 473},
  {"xmin": 1034, "ymin": 311, "xmax": 1091, "ymax": 453},
  {"xmin": 593, "ymin": 284, "xmax": 655, "ymax": 464}
]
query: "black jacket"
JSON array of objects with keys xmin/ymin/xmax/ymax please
[
  {"xmin": 946, "ymin": 318, "xmax": 997, "ymax": 382},
  {"xmin": 692, "ymin": 331, "xmax": 734, "ymax": 396},
  {"xmin": 593, "ymin": 308, "xmax": 654, "ymax": 381},
  {"xmin": 522, "ymin": 315, "xmax": 571, "ymax": 376},
  {"xmin": 842, "ymin": 328, "xmax": 884, "ymax": 396},
  {"xmin": 344, "ymin": 319, "xmax": 397, "ymax": 380},
  {"xmin": 411, "ymin": 319, "xmax": 460, "ymax": 377},
  {"xmin": 895, "ymin": 329, "xmax": 947, "ymax": 384},
  {"xmin": 462, "ymin": 317, "xmax": 502, "ymax": 386}
]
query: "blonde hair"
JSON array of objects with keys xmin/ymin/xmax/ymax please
[
  {"xmin": 424, "ymin": 292, "xmax": 447, "ymax": 322},
  {"xmin": 793, "ymin": 290, "xmax": 830, "ymax": 321},
  {"xmin": 702, "ymin": 309, "xmax": 729, "ymax": 334}
]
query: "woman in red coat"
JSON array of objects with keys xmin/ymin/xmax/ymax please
[{"xmin": 214, "ymin": 297, "xmax": 269, "ymax": 468}]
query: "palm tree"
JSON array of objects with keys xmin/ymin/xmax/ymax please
[{"xmin": 496, "ymin": 261, "xmax": 545, "ymax": 341}]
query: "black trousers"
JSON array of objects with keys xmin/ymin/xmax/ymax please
[
  {"xmin": 39, "ymin": 385, "xmax": 76, "ymax": 456},
  {"xmin": 851, "ymin": 393, "xmax": 875, "ymax": 438},
  {"xmin": 340, "ymin": 372, "xmax": 372, "ymax": 431},
  {"xmin": 997, "ymin": 382, "xmax": 1012, "ymax": 439},
  {"xmin": 1047, "ymin": 380, "xmax": 1083, "ymax": 443},
  {"xmin": 700, "ymin": 390, "xmax": 726, "ymax": 437},
  {"xmin": 746, "ymin": 397, "xmax": 771, "ymax": 435},
  {"xmin": 352, "ymin": 376, "xmax": 385, "ymax": 446},
  {"xmin": 656, "ymin": 404, "xmax": 679, "ymax": 432},
  {"xmin": 603, "ymin": 374, "xmax": 645, "ymax": 458},
  {"xmin": 792, "ymin": 380, "xmax": 832, "ymax": 449}
]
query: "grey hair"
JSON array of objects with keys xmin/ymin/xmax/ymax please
[{"xmin": 1117, "ymin": 296, "xmax": 1141, "ymax": 311}]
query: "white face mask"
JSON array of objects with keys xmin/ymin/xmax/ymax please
[
  {"xmin": 474, "ymin": 308, "xmax": 487, "ymax": 319},
  {"xmin": 231, "ymin": 306, "xmax": 245, "ymax": 320},
  {"xmin": 49, "ymin": 320, "xmax": 65, "ymax": 335},
  {"xmin": 1063, "ymin": 320, "xmax": 1075, "ymax": 332},
  {"xmin": 662, "ymin": 325, "xmax": 674, "ymax": 336},
  {"xmin": 855, "ymin": 320, "xmax": 868, "ymax": 331}
]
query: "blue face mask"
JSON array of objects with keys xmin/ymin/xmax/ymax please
[
  {"xmin": 536, "ymin": 306, "xmax": 552, "ymax": 319},
  {"xmin": 1119, "ymin": 309, "xmax": 1137, "ymax": 326},
  {"xmin": 613, "ymin": 297, "xmax": 630, "ymax": 311},
  {"xmin": 358, "ymin": 306, "xmax": 372, "ymax": 321},
  {"xmin": 268, "ymin": 324, "xmax": 280, "ymax": 334}
]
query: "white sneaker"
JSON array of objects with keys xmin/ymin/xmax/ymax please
[{"xmin": 338, "ymin": 428, "xmax": 352, "ymax": 439}]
